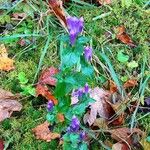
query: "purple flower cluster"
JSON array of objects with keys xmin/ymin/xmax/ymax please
[
  {"xmin": 67, "ymin": 116, "xmax": 80, "ymax": 132},
  {"xmin": 67, "ymin": 16, "xmax": 84, "ymax": 45},
  {"xmin": 47, "ymin": 101, "xmax": 54, "ymax": 111},
  {"xmin": 72, "ymin": 83, "xmax": 89, "ymax": 99},
  {"xmin": 84, "ymin": 46, "xmax": 92, "ymax": 61}
]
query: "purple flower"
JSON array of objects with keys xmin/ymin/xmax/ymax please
[
  {"xmin": 84, "ymin": 46, "xmax": 92, "ymax": 61},
  {"xmin": 79, "ymin": 131, "xmax": 86, "ymax": 140},
  {"xmin": 47, "ymin": 101, "xmax": 54, "ymax": 111},
  {"xmin": 73, "ymin": 88, "xmax": 83, "ymax": 98},
  {"xmin": 67, "ymin": 16, "xmax": 84, "ymax": 45},
  {"xmin": 67, "ymin": 116, "xmax": 80, "ymax": 132},
  {"xmin": 84, "ymin": 83, "xmax": 89, "ymax": 93}
]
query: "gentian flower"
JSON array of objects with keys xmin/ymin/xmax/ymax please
[
  {"xmin": 79, "ymin": 131, "xmax": 86, "ymax": 140},
  {"xmin": 47, "ymin": 101, "xmax": 54, "ymax": 111},
  {"xmin": 84, "ymin": 46, "xmax": 92, "ymax": 61},
  {"xmin": 67, "ymin": 116, "xmax": 80, "ymax": 132},
  {"xmin": 73, "ymin": 88, "xmax": 83, "ymax": 98},
  {"xmin": 84, "ymin": 83, "xmax": 89, "ymax": 93},
  {"xmin": 67, "ymin": 16, "xmax": 84, "ymax": 45}
]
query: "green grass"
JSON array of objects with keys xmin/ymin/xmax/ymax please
[{"xmin": 0, "ymin": 0, "xmax": 149, "ymax": 149}]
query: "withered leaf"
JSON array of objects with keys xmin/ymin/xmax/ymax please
[
  {"xmin": 116, "ymin": 26, "xmax": 136, "ymax": 47},
  {"xmin": 0, "ymin": 88, "xmax": 22, "ymax": 122},
  {"xmin": 48, "ymin": 0, "xmax": 68, "ymax": 31},
  {"xmin": 32, "ymin": 121, "xmax": 60, "ymax": 142},
  {"xmin": 84, "ymin": 87, "xmax": 115, "ymax": 126},
  {"xmin": 57, "ymin": 113, "xmax": 65, "ymax": 122},
  {"xmin": 109, "ymin": 128, "xmax": 145, "ymax": 145},
  {"xmin": 123, "ymin": 79, "xmax": 138, "ymax": 89},
  {"xmin": 109, "ymin": 80, "xmax": 118, "ymax": 94},
  {"xmin": 38, "ymin": 67, "xmax": 58, "ymax": 86},
  {"xmin": 0, "ymin": 44, "xmax": 14, "ymax": 71},
  {"xmin": 36, "ymin": 84, "xmax": 58, "ymax": 105}
]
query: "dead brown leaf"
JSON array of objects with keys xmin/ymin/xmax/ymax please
[
  {"xmin": 36, "ymin": 84, "xmax": 58, "ymax": 105},
  {"xmin": 48, "ymin": 0, "xmax": 68, "ymax": 30},
  {"xmin": 38, "ymin": 67, "xmax": 59, "ymax": 86},
  {"xmin": 0, "ymin": 44, "xmax": 15, "ymax": 71},
  {"xmin": 116, "ymin": 26, "xmax": 136, "ymax": 47},
  {"xmin": 83, "ymin": 87, "xmax": 115, "ymax": 126},
  {"xmin": 0, "ymin": 88, "xmax": 22, "ymax": 122},
  {"xmin": 123, "ymin": 79, "xmax": 138, "ymax": 89},
  {"xmin": 109, "ymin": 80, "xmax": 118, "ymax": 94},
  {"xmin": 12, "ymin": 13, "xmax": 26, "ymax": 20},
  {"xmin": 109, "ymin": 128, "xmax": 145, "ymax": 145},
  {"xmin": 32, "ymin": 121, "xmax": 60, "ymax": 142}
]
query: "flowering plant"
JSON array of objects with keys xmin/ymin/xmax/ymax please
[{"xmin": 46, "ymin": 16, "xmax": 95, "ymax": 150}]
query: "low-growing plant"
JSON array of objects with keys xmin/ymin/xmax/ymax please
[{"xmin": 46, "ymin": 16, "xmax": 96, "ymax": 149}]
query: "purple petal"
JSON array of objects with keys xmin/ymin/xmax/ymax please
[
  {"xmin": 84, "ymin": 83, "xmax": 89, "ymax": 93},
  {"xmin": 69, "ymin": 116, "xmax": 80, "ymax": 132},
  {"xmin": 79, "ymin": 131, "xmax": 86, "ymax": 140},
  {"xmin": 84, "ymin": 46, "xmax": 92, "ymax": 61},
  {"xmin": 47, "ymin": 101, "xmax": 54, "ymax": 111},
  {"xmin": 67, "ymin": 16, "xmax": 84, "ymax": 46}
]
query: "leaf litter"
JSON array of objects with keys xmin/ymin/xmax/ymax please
[{"xmin": 0, "ymin": 88, "xmax": 22, "ymax": 122}]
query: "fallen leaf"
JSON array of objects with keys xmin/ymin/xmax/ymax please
[
  {"xmin": 36, "ymin": 84, "xmax": 58, "ymax": 105},
  {"xmin": 38, "ymin": 67, "xmax": 59, "ymax": 86},
  {"xmin": 109, "ymin": 128, "xmax": 145, "ymax": 145},
  {"xmin": 0, "ymin": 44, "xmax": 14, "ymax": 71},
  {"xmin": 0, "ymin": 139, "xmax": 4, "ymax": 150},
  {"xmin": 32, "ymin": 121, "xmax": 60, "ymax": 142},
  {"xmin": 97, "ymin": 0, "xmax": 112, "ymax": 5},
  {"xmin": 123, "ymin": 79, "xmax": 138, "ymax": 89},
  {"xmin": 0, "ymin": 88, "xmax": 22, "ymax": 122},
  {"xmin": 109, "ymin": 80, "xmax": 118, "ymax": 94},
  {"xmin": 48, "ymin": 0, "xmax": 68, "ymax": 31},
  {"xmin": 57, "ymin": 113, "xmax": 65, "ymax": 122},
  {"xmin": 84, "ymin": 87, "xmax": 116, "ymax": 126},
  {"xmin": 112, "ymin": 142, "xmax": 129, "ymax": 150},
  {"xmin": 116, "ymin": 26, "xmax": 136, "ymax": 47}
]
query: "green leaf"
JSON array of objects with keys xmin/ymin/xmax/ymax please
[
  {"xmin": 121, "ymin": 0, "xmax": 132, "ymax": 8},
  {"xmin": 70, "ymin": 133, "xmax": 79, "ymax": 144},
  {"xmin": 117, "ymin": 51, "xmax": 129, "ymax": 63},
  {"xmin": 55, "ymin": 82, "xmax": 73, "ymax": 97},
  {"xmin": 46, "ymin": 114, "xmax": 55, "ymax": 122},
  {"xmin": 127, "ymin": 61, "xmax": 138, "ymax": 68},
  {"xmin": 146, "ymin": 136, "xmax": 150, "ymax": 143},
  {"xmin": 82, "ymin": 65, "xmax": 94, "ymax": 77},
  {"xmin": 79, "ymin": 142, "xmax": 88, "ymax": 150},
  {"xmin": 18, "ymin": 72, "xmax": 28, "ymax": 84},
  {"xmin": 21, "ymin": 85, "xmax": 35, "ymax": 96}
]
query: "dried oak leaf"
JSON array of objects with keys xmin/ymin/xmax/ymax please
[
  {"xmin": 32, "ymin": 121, "xmax": 60, "ymax": 142},
  {"xmin": 0, "ymin": 88, "xmax": 22, "ymax": 122},
  {"xmin": 48, "ymin": 0, "xmax": 68, "ymax": 31},
  {"xmin": 116, "ymin": 26, "xmax": 136, "ymax": 47},
  {"xmin": 0, "ymin": 44, "xmax": 14, "ymax": 71},
  {"xmin": 123, "ymin": 79, "xmax": 138, "ymax": 89},
  {"xmin": 36, "ymin": 84, "xmax": 58, "ymax": 105},
  {"xmin": 97, "ymin": 0, "xmax": 112, "ymax": 5},
  {"xmin": 12, "ymin": 13, "xmax": 26, "ymax": 20},
  {"xmin": 38, "ymin": 67, "xmax": 59, "ymax": 86},
  {"xmin": 84, "ymin": 87, "xmax": 116, "ymax": 126}
]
